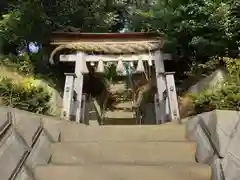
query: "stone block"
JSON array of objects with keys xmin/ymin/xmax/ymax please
[
  {"xmin": 206, "ymin": 110, "xmax": 240, "ymax": 158},
  {"xmin": 210, "ymin": 156, "xmax": 224, "ymax": 180},
  {"xmin": 187, "ymin": 69, "xmax": 227, "ymax": 94},
  {"xmin": 222, "ymin": 152, "xmax": 240, "ymax": 180},
  {"xmin": 186, "ymin": 111, "xmax": 212, "ymax": 141},
  {"xmin": 14, "ymin": 166, "xmax": 34, "ymax": 180},
  {"xmin": 25, "ymin": 130, "xmax": 52, "ymax": 169},
  {"xmin": 195, "ymin": 125, "xmax": 214, "ymax": 164},
  {"xmin": 12, "ymin": 108, "xmax": 42, "ymax": 147},
  {"xmin": 41, "ymin": 116, "xmax": 61, "ymax": 142},
  {"xmin": 187, "ymin": 110, "xmax": 240, "ymax": 158},
  {"xmin": 226, "ymin": 121, "xmax": 240, "ymax": 164},
  {"xmin": 0, "ymin": 132, "xmax": 28, "ymax": 180}
]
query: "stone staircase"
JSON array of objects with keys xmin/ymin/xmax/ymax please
[
  {"xmin": 0, "ymin": 106, "xmax": 212, "ymax": 180},
  {"xmin": 103, "ymin": 82, "xmax": 136, "ymax": 125},
  {"xmin": 35, "ymin": 122, "xmax": 211, "ymax": 180}
]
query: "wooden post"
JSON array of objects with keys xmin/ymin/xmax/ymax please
[
  {"xmin": 62, "ymin": 73, "xmax": 76, "ymax": 120},
  {"xmin": 165, "ymin": 72, "xmax": 180, "ymax": 122},
  {"xmin": 154, "ymin": 50, "xmax": 167, "ymax": 124},
  {"xmin": 74, "ymin": 52, "xmax": 85, "ymax": 123}
]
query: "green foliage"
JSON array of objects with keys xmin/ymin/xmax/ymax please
[
  {"xmin": 0, "ymin": 52, "xmax": 38, "ymax": 76},
  {"xmin": 130, "ymin": 0, "xmax": 240, "ymax": 60},
  {"xmin": 0, "ymin": 76, "xmax": 51, "ymax": 114},
  {"xmin": 104, "ymin": 63, "xmax": 118, "ymax": 81},
  {"xmin": 185, "ymin": 57, "xmax": 224, "ymax": 78},
  {"xmin": 192, "ymin": 58, "xmax": 240, "ymax": 113},
  {"xmin": 0, "ymin": 54, "xmax": 33, "ymax": 75},
  {"xmin": 193, "ymin": 81, "xmax": 240, "ymax": 113},
  {"xmin": 225, "ymin": 57, "xmax": 240, "ymax": 82},
  {"xmin": 0, "ymin": 0, "xmax": 51, "ymax": 46},
  {"xmin": 51, "ymin": 0, "xmax": 122, "ymax": 32},
  {"xmin": 0, "ymin": 0, "xmax": 134, "ymax": 50}
]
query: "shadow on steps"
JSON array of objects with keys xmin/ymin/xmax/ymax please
[
  {"xmin": 103, "ymin": 117, "xmax": 158, "ymax": 125},
  {"xmin": 103, "ymin": 117, "xmax": 137, "ymax": 125}
]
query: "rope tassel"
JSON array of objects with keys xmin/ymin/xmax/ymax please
[
  {"xmin": 136, "ymin": 59, "xmax": 145, "ymax": 73},
  {"xmin": 96, "ymin": 60, "xmax": 104, "ymax": 73}
]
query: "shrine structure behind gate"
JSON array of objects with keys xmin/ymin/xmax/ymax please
[{"xmin": 49, "ymin": 32, "xmax": 180, "ymax": 125}]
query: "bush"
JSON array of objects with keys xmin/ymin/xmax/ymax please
[
  {"xmin": 0, "ymin": 52, "xmax": 34, "ymax": 75},
  {"xmin": 0, "ymin": 76, "xmax": 51, "ymax": 114},
  {"xmin": 192, "ymin": 57, "xmax": 240, "ymax": 114},
  {"xmin": 192, "ymin": 82, "xmax": 240, "ymax": 114}
]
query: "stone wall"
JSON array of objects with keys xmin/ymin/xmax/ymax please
[
  {"xmin": 187, "ymin": 69, "xmax": 228, "ymax": 94},
  {"xmin": 0, "ymin": 106, "xmax": 61, "ymax": 180},
  {"xmin": 186, "ymin": 110, "xmax": 240, "ymax": 180}
]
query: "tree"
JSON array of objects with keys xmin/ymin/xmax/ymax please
[
  {"xmin": 0, "ymin": 0, "xmax": 136, "ymax": 54},
  {"xmin": 130, "ymin": 0, "xmax": 240, "ymax": 60}
]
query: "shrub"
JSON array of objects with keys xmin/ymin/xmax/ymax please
[
  {"xmin": 192, "ymin": 82, "xmax": 240, "ymax": 114},
  {"xmin": 185, "ymin": 57, "xmax": 224, "ymax": 78},
  {"xmin": 192, "ymin": 57, "xmax": 240, "ymax": 114},
  {"xmin": 225, "ymin": 57, "xmax": 240, "ymax": 83},
  {"xmin": 0, "ymin": 76, "xmax": 51, "ymax": 114}
]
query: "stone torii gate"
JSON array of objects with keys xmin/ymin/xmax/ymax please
[{"xmin": 49, "ymin": 32, "xmax": 180, "ymax": 124}]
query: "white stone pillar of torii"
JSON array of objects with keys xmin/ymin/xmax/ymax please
[{"xmin": 60, "ymin": 51, "xmax": 180, "ymax": 124}]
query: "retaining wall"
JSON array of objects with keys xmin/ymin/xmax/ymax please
[
  {"xmin": 186, "ymin": 110, "xmax": 240, "ymax": 180},
  {"xmin": 0, "ymin": 106, "xmax": 61, "ymax": 180}
]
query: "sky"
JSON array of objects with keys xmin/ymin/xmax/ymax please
[{"xmin": 28, "ymin": 42, "xmax": 39, "ymax": 53}]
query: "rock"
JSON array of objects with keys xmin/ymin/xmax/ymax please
[
  {"xmin": 186, "ymin": 110, "xmax": 240, "ymax": 180},
  {"xmin": 178, "ymin": 94, "xmax": 195, "ymax": 118},
  {"xmin": 194, "ymin": 125, "xmax": 214, "ymax": 164}
]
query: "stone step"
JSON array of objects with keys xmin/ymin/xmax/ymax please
[
  {"xmin": 59, "ymin": 122, "xmax": 187, "ymax": 142},
  {"xmin": 104, "ymin": 111, "xmax": 134, "ymax": 119},
  {"xmin": 88, "ymin": 110, "xmax": 98, "ymax": 121},
  {"xmin": 51, "ymin": 141, "xmax": 196, "ymax": 165},
  {"xmin": 103, "ymin": 117, "xmax": 137, "ymax": 125},
  {"xmin": 109, "ymin": 83, "xmax": 127, "ymax": 93},
  {"xmin": 34, "ymin": 164, "xmax": 211, "ymax": 180},
  {"xmin": 114, "ymin": 101, "xmax": 133, "ymax": 110}
]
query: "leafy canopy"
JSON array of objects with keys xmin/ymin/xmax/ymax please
[{"xmin": 130, "ymin": 0, "xmax": 240, "ymax": 61}]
